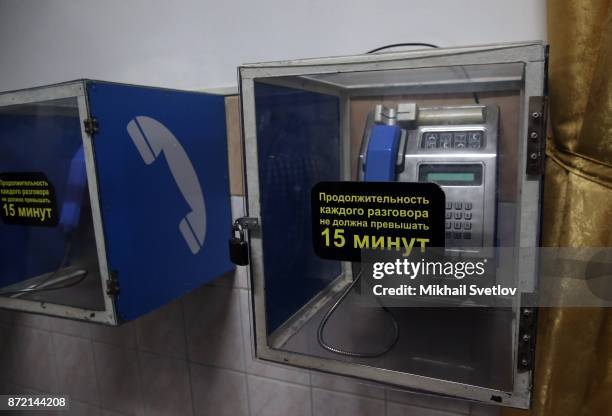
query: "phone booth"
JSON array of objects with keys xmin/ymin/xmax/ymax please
[
  {"xmin": 0, "ymin": 80, "xmax": 233, "ymax": 324},
  {"xmin": 237, "ymin": 41, "xmax": 548, "ymax": 408}
]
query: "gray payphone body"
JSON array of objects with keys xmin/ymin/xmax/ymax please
[{"xmin": 359, "ymin": 104, "xmax": 499, "ymax": 256}]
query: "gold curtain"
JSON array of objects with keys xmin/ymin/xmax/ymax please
[{"xmin": 503, "ymin": 0, "xmax": 612, "ymax": 415}]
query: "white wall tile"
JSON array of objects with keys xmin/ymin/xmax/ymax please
[
  {"xmin": 92, "ymin": 342, "xmax": 143, "ymax": 416},
  {"xmin": 183, "ymin": 285, "xmax": 245, "ymax": 371},
  {"xmin": 89, "ymin": 321, "xmax": 137, "ymax": 349},
  {"xmin": 470, "ymin": 403, "xmax": 501, "ymax": 416},
  {"xmin": 48, "ymin": 316, "xmax": 92, "ymax": 339},
  {"xmin": 0, "ymin": 309, "xmax": 16, "ymax": 327},
  {"xmin": 247, "ymin": 375, "xmax": 311, "ymax": 416},
  {"xmin": 135, "ymin": 299, "xmax": 186, "ymax": 359},
  {"xmin": 190, "ymin": 364, "xmax": 248, "ymax": 416},
  {"xmin": 139, "ymin": 353, "xmax": 193, "ymax": 416},
  {"xmin": 12, "ymin": 312, "xmax": 53, "ymax": 331},
  {"xmin": 209, "ymin": 268, "xmax": 249, "ymax": 290},
  {"xmin": 53, "ymin": 333, "xmax": 99, "ymax": 405},
  {"xmin": 101, "ymin": 409, "xmax": 128, "ymax": 416},
  {"xmin": 63, "ymin": 401, "xmax": 102, "ymax": 416},
  {"xmin": 312, "ymin": 388, "xmax": 385, "ymax": 416},
  {"xmin": 239, "ymin": 289, "xmax": 310, "ymax": 385},
  {"xmin": 0, "ymin": 324, "xmax": 11, "ymax": 383},
  {"xmin": 6, "ymin": 326, "xmax": 58, "ymax": 393}
]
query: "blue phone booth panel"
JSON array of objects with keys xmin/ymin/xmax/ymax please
[
  {"xmin": 87, "ymin": 81, "xmax": 234, "ymax": 322},
  {"xmin": 0, "ymin": 80, "xmax": 233, "ymax": 323}
]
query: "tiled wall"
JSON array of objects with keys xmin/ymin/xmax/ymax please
[{"xmin": 0, "ymin": 196, "xmax": 500, "ymax": 416}]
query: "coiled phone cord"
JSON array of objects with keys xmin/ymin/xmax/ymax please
[{"xmin": 317, "ymin": 272, "xmax": 400, "ymax": 358}]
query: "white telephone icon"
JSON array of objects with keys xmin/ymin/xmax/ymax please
[{"xmin": 127, "ymin": 116, "xmax": 206, "ymax": 254}]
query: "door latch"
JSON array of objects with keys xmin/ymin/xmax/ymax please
[{"xmin": 229, "ymin": 217, "xmax": 258, "ymax": 266}]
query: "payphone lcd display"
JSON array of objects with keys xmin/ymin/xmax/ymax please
[{"xmin": 426, "ymin": 171, "xmax": 476, "ymax": 183}]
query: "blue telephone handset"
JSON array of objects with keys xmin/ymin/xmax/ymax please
[
  {"xmin": 59, "ymin": 145, "xmax": 87, "ymax": 233},
  {"xmin": 363, "ymin": 124, "xmax": 402, "ymax": 182},
  {"xmin": 127, "ymin": 116, "xmax": 207, "ymax": 254}
]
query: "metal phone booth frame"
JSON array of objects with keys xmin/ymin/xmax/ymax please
[{"xmin": 238, "ymin": 41, "xmax": 547, "ymax": 408}]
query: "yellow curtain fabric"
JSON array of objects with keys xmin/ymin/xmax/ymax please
[{"xmin": 503, "ymin": 0, "xmax": 612, "ymax": 415}]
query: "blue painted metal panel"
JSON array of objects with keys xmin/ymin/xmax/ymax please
[
  {"xmin": 87, "ymin": 81, "xmax": 233, "ymax": 321},
  {"xmin": 364, "ymin": 124, "xmax": 401, "ymax": 182},
  {"xmin": 254, "ymin": 82, "xmax": 342, "ymax": 333}
]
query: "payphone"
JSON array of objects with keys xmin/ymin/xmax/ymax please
[
  {"xmin": 315, "ymin": 103, "xmax": 500, "ymax": 358},
  {"xmin": 359, "ymin": 103, "xmax": 499, "ymax": 255}
]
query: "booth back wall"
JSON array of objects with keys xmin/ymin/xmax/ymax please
[{"xmin": 0, "ymin": 0, "xmax": 546, "ymax": 91}]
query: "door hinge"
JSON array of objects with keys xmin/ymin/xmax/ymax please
[
  {"xmin": 526, "ymin": 96, "xmax": 548, "ymax": 175},
  {"xmin": 106, "ymin": 271, "xmax": 119, "ymax": 297},
  {"xmin": 84, "ymin": 118, "xmax": 99, "ymax": 136},
  {"xmin": 518, "ymin": 307, "xmax": 537, "ymax": 371}
]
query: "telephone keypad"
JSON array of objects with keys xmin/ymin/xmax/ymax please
[{"xmin": 445, "ymin": 200, "xmax": 475, "ymax": 243}]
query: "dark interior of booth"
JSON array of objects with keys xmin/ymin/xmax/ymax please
[{"xmin": 0, "ymin": 98, "xmax": 105, "ymax": 311}]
